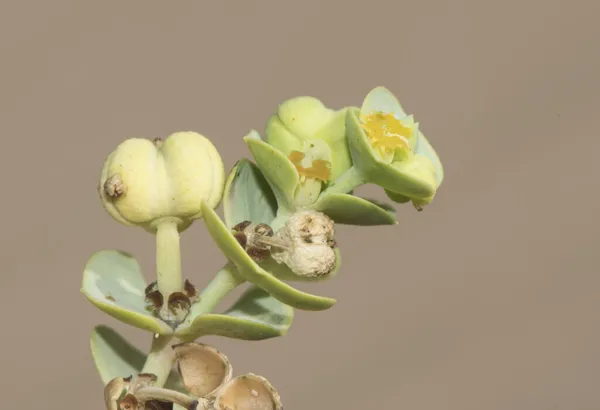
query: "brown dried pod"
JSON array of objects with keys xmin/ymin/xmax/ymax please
[
  {"xmin": 183, "ymin": 279, "xmax": 197, "ymax": 299},
  {"xmin": 104, "ymin": 377, "xmax": 130, "ymax": 410},
  {"xmin": 166, "ymin": 292, "xmax": 191, "ymax": 324},
  {"xmin": 119, "ymin": 394, "xmax": 139, "ymax": 410},
  {"xmin": 213, "ymin": 373, "xmax": 282, "ymax": 410},
  {"xmin": 172, "ymin": 342, "xmax": 232, "ymax": 400}
]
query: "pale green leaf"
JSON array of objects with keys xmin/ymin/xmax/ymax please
[
  {"xmin": 243, "ymin": 131, "xmax": 299, "ymax": 210},
  {"xmin": 313, "ymin": 193, "xmax": 397, "ymax": 225},
  {"xmin": 223, "ymin": 159, "xmax": 277, "ymax": 229},
  {"xmin": 175, "ymin": 286, "xmax": 294, "ymax": 341},
  {"xmin": 90, "ymin": 325, "xmax": 184, "ymax": 391},
  {"xmin": 81, "ymin": 250, "xmax": 172, "ymax": 335},
  {"xmin": 201, "ymin": 203, "xmax": 336, "ymax": 311},
  {"xmin": 346, "ymin": 108, "xmax": 436, "ymax": 199}
]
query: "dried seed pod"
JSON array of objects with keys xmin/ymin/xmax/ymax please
[
  {"xmin": 104, "ymin": 377, "xmax": 131, "ymax": 410},
  {"xmin": 232, "ymin": 221, "xmax": 252, "ymax": 232},
  {"xmin": 283, "ymin": 210, "xmax": 335, "ymax": 246},
  {"xmin": 143, "ymin": 400, "xmax": 173, "ymax": 410},
  {"xmin": 145, "ymin": 281, "xmax": 158, "ymax": 296},
  {"xmin": 129, "ymin": 373, "xmax": 158, "ymax": 394},
  {"xmin": 213, "ymin": 373, "xmax": 282, "ymax": 410},
  {"xmin": 232, "ymin": 221, "xmax": 276, "ymax": 262},
  {"xmin": 183, "ymin": 279, "xmax": 197, "ymax": 300},
  {"xmin": 119, "ymin": 394, "xmax": 139, "ymax": 410},
  {"xmin": 270, "ymin": 210, "xmax": 337, "ymax": 278},
  {"xmin": 165, "ymin": 292, "xmax": 191, "ymax": 324},
  {"xmin": 271, "ymin": 242, "xmax": 336, "ymax": 278},
  {"xmin": 173, "ymin": 342, "xmax": 232, "ymax": 399},
  {"xmin": 145, "ymin": 290, "xmax": 164, "ymax": 313}
]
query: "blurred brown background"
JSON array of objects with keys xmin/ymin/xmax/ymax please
[{"xmin": 1, "ymin": 0, "xmax": 599, "ymax": 409}]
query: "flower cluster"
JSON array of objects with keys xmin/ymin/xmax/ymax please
[{"xmin": 83, "ymin": 87, "xmax": 444, "ymax": 410}]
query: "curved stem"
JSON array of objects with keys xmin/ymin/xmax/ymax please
[
  {"xmin": 134, "ymin": 386, "xmax": 208, "ymax": 409},
  {"xmin": 155, "ymin": 218, "xmax": 183, "ymax": 320},
  {"xmin": 140, "ymin": 335, "xmax": 176, "ymax": 388},
  {"xmin": 320, "ymin": 165, "xmax": 366, "ymax": 197},
  {"xmin": 183, "ymin": 263, "xmax": 245, "ymax": 322}
]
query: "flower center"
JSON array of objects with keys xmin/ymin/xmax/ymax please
[
  {"xmin": 288, "ymin": 151, "xmax": 331, "ymax": 182},
  {"xmin": 360, "ymin": 112, "xmax": 413, "ymax": 156}
]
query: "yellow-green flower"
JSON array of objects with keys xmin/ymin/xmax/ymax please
[
  {"xmin": 99, "ymin": 132, "xmax": 225, "ymax": 232},
  {"xmin": 265, "ymin": 96, "xmax": 352, "ymax": 181},
  {"xmin": 345, "ymin": 86, "xmax": 443, "ymax": 209},
  {"xmin": 244, "ymin": 130, "xmax": 333, "ymax": 211}
]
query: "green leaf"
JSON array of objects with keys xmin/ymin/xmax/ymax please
[
  {"xmin": 201, "ymin": 202, "xmax": 336, "ymax": 311},
  {"xmin": 90, "ymin": 325, "xmax": 184, "ymax": 391},
  {"xmin": 415, "ymin": 131, "xmax": 444, "ymax": 187},
  {"xmin": 345, "ymin": 108, "xmax": 436, "ymax": 199},
  {"xmin": 223, "ymin": 159, "xmax": 278, "ymax": 229},
  {"xmin": 81, "ymin": 250, "xmax": 172, "ymax": 335},
  {"xmin": 91, "ymin": 325, "xmax": 145, "ymax": 384},
  {"xmin": 312, "ymin": 193, "xmax": 397, "ymax": 226},
  {"xmin": 360, "ymin": 86, "xmax": 408, "ymax": 119},
  {"xmin": 175, "ymin": 286, "xmax": 294, "ymax": 341},
  {"xmin": 243, "ymin": 131, "xmax": 299, "ymax": 210}
]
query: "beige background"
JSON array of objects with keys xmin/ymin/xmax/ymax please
[{"xmin": 1, "ymin": 1, "xmax": 599, "ymax": 409}]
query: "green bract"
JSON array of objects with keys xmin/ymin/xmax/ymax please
[
  {"xmin": 244, "ymin": 131, "xmax": 398, "ymax": 226},
  {"xmin": 176, "ymin": 285, "xmax": 294, "ymax": 341},
  {"xmin": 265, "ymin": 96, "xmax": 352, "ymax": 182},
  {"xmin": 345, "ymin": 87, "xmax": 444, "ymax": 209},
  {"xmin": 82, "ymin": 250, "xmax": 296, "ymax": 342}
]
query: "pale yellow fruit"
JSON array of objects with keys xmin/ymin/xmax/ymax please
[{"xmin": 99, "ymin": 131, "xmax": 225, "ymax": 233}]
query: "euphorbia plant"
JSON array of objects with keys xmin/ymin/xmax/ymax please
[{"xmin": 83, "ymin": 86, "xmax": 444, "ymax": 410}]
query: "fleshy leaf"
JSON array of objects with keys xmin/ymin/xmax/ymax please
[
  {"xmin": 259, "ymin": 248, "xmax": 342, "ymax": 282},
  {"xmin": 265, "ymin": 115, "xmax": 304, "ymax": 156},
  {"xmin": 82, "ymin": 250, "xmax": 172, "ymax": 334},
  {"xmin": 276, "ymin": 96, "xmax": 337, "ymax": 139},
  {"xmin": 201, "ymin": 202, "xmax": 336, "ymax": 311},
  {"xmin": 415, "ymin": 131, "xmax": 444, "ymax": 187},
  {"xmin": 314, "ymin": 108, "xmax": 353, "ymax": 181},
  {"xmin": 90, "ymin": 325, "xmax": 184, "ymax": 391},
  {"xmin": 223, "ymin": 159, "xmax": 278, "ymax": 229},
  {"xmin": 383, "ymin": 189, "xmax": 412, "ymax": 204},
  {"xmin": 346, "ymin": 108, "xmax": 436, "ymax": 199},
  {"xmin": 243, "ymin": 131, "xmax": 299, "ymax": 210},
  {"xmin": 361, "ymin": 86, "xmax": 408, "ymax": 119},
  {"xmin": 175, "ymin": 286, "xmax": 294, "ymax": 341},
  {"xmin": 312, "ymin": 193, "xmax": 397, "ymax": 225},
  {"xmin": 91, "ymin": 325, "xmax": 145, "ymax": 384}
]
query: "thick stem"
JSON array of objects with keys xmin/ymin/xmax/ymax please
[
  {"xmin": 155, "ymin": 218, "xmax": 183, "ymax": 320},
  {"xmin": 184, "ymin": 264, "xmax": 244, "ymax": 322},
  {"xmin": 269, "ymin": 208, "xmax": 293, "ymax": 231},
  {"xmin": 134, "ymin": 386, "xmax": 208, "ymax": 410},
  {"xmin": 140, "ymin": 335, "xmax": 176, "ymax": 387},
  {"xmin": 320, "ymin": 165, "xmax": 366, "ymax": 197}
]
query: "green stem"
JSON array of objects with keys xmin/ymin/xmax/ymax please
[
  {"xmin": 269, "ymin": 208, "xmax": 293, "ymax": 231},
  {"xmin": 155, "ymin": 218, "xmax": 183, "ymax": 300},
  {"xmin": 320, "ymin": 165, "xmax": 366, "ymax": 197},
  {"xmin": 140, "ymin": 334, "xmax": 176, "ymax": 388},
  {"xmin": 184, "ymin": 263, "xmax": 245, "ymax": 321}
]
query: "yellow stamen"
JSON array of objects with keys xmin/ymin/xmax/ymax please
[
  {"xmin": 288, "ymin": 151, "xmax": 331, "ymax": 182},
  {"xmin": 361, "ymin": 112, "xmax": 413, "ymax": 153}
]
